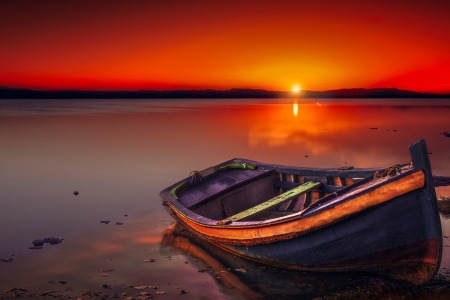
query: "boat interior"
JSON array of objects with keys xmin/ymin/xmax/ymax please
[{"xmin": 176, "ymin": 165, "xmax": 398, "ymax": 222}]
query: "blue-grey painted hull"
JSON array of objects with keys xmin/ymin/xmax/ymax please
[{"xmin": 221, "ymin": 188, "xmax": 438, "ymax": 267}]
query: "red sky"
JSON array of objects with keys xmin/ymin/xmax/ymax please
[{"xmin": 1, "ymin": 0, "xmax": 450, "ymax": 93}]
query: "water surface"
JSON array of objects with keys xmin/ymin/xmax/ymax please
[{"xmin": 1, "ymin": 98, "xmax": 450, "ymax": 299}]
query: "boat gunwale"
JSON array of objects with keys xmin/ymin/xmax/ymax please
[{"xmin": 160, "ymin": 157, "xmax": 387, "ymax": 200}]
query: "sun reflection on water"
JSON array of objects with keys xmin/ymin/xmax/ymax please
[{"xmin": 293, "ymin": 101, "xmax": 298, "ymax": 116}]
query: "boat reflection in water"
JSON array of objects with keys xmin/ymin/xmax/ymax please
[
  {"xmin": 161, "ymin": 222, "xmax": 450, "ymax": 299},
  {"xmin": 161, "ymin": 223, "xmax": 389, "ymax": 299}
]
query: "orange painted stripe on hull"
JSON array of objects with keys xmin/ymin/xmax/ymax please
[{"xmin": 167, "ymin": 170, "xmax": 425, "ymax": 244}]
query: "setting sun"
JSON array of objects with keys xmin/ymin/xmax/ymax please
[{"xmin": 292, "ymin": 85, "xmax": 301, "ymax": 93}]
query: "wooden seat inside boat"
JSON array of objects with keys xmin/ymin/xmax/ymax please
[{"xmin": 220, "ymin": 181, "xmax": 322, "ymax": 223}]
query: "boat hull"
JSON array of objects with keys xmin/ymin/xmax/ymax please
[{"xmin": 213, "ymin": 188, "xmax": 440, "ymax": 285}]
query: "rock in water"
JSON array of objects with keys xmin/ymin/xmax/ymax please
[
  {"xmin": 29, "ymin": 246, "xmax": 43, "ymax": 250},
  {"xmin": 32, "ymin": 239, "xmax": 44, "ymax": 246},
  {"xmin": 43, "ymin": 237, "xmax": 63, "ymax": 245}
]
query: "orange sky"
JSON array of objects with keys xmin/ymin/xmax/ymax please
[{"xmin": 1, "ymin": 0, "xmax": 450, "ymax": 93}]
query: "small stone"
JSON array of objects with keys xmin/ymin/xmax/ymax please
[
  {"xmin": 100, "ymin": 273, "xmax": 109, "ymax": 277},
  {"xmin": 101, "ymin": 284, "xmax": 111, "ymax": 289},
  {"xmin": 155, "ymin": 291, "xmax": 166, "ymax": 294},
  {"xmin": 197, "ymin": 269, "xmax": 207, "ymax": 273},
  {"xmin": 124, "ymin": 214, "xmax": 128, "ymax": 217},
  {"xmin": 100, "ymin": 220, "xmax": 110, "ymax": 224},
  {"xmin": 4, "ymin": 288, "xmax": 29, "ymax": 293},
  {"xmin": 73, "ymin": 191, "xmax": 79, "ymax": 195},
  {"xmin": 115, "ymin": 222, "xmax": 123, "ymax": 225},
  {"xmin": 102, "ymin": 269, "xmax": 115, "ymax": 272},
  {"xmin": 139, "ymin": 291, "xmax": 151, "ymax": 296},
  {"xmin": 39, "ymin": 290, "xmax": 59, "ymax": 296},
  {"xmin": 1, "ymin": 257, "xmax": 15, "ymax": 262},
  {"xmin": 179, "ymin": 289, "xmax": 188, "ymax": 295},
  {"xmin": 32, "ymin": 239, "xmax": 44, "ymax": 246},
  {"xmin": 143, "ymin": 258, "xmax": 156, "ymax": 262},
  {"xmin": 58, "ymin": 281, "xmax": 67, "ymax": 284},
  {"xmin": 43, "ymin": 237, "xmax": 63, "ymax": 245},
  {"xmin": 135, "ymin": 286, "xmax": 157, "ymax": 290},
  {"xmin": 235, "ymin": 268, "xmax": 247, "ymax": 273},
  {"xmin": 29, "ymin": 246, "xmax": 41, "ymax": 250}
]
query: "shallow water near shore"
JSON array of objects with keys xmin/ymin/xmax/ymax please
[{"xmin": 1, "ymin": 98, "xmax": 450, "ymax": 299}]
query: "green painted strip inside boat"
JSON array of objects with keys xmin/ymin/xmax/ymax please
[
  {"xmin": 224, "ymin": 181, "xmax": 322, "ymax": 223},
  {"xmin": 168, "ymin": 181, "xmax": 189, "ymax": 199},
  {"xmin": 216, "ymin": 162, "xmax": 257, "ymax": 172}
]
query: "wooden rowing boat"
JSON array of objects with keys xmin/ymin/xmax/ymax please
[{"xmin": 159, "ymin": 139, "xmax": 442, "ymax": 285}]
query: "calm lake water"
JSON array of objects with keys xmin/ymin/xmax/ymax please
[{"xmin": 1, "ymin": 98, "xmax": 450, "ymax": 299}]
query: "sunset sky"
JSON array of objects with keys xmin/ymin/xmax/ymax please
[{"xmin": 1, "ymin": 0, "xmax": 450, "ymax": 93}]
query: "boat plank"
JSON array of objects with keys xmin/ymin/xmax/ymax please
[{"xmin": 224, "ymin": 181, "xmax": 322, "ymax": 222}]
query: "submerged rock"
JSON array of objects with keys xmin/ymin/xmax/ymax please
[
  {"xmin": 29, "ymin": 246, "xmax": 43, "ymax": 250},
  {"xmin": 143, "ymin": 258, "xmax": 156, "ymax": 262},
  {"xmin": 43, "ymin": 237, "xmax": 63, "ymax": 245},
  {"xmin": 32, "ymin": 239, "xmax": 44, "ymax": 246},
  {"xmin": 1, "ymin": 257, "xmax": 15, "ymax": 262}
]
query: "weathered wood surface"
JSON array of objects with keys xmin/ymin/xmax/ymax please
[
  {"xmin": 224, "ymin": 181, "xmax": 322, "ymax": 222},
  {"xmin": 178, "ymin": 169, "xmax": 272, "ymax": 208},
  {"xmin": 263, "ymin": 166, "xmax": 386, "ymax": 178}
]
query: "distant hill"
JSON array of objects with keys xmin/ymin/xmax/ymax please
[{"xmin": 0, "ymin": 87, "xmax": 448, "ymax": 99}]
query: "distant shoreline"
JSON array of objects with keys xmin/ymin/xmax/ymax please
[{"xmin": 1, "ymin": 87, "xmax": 449, "ymax": 99}]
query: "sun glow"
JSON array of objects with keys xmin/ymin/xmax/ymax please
[{"xmin": 292, "ymin": 85, "xmax": 301, "ymax": 93}]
